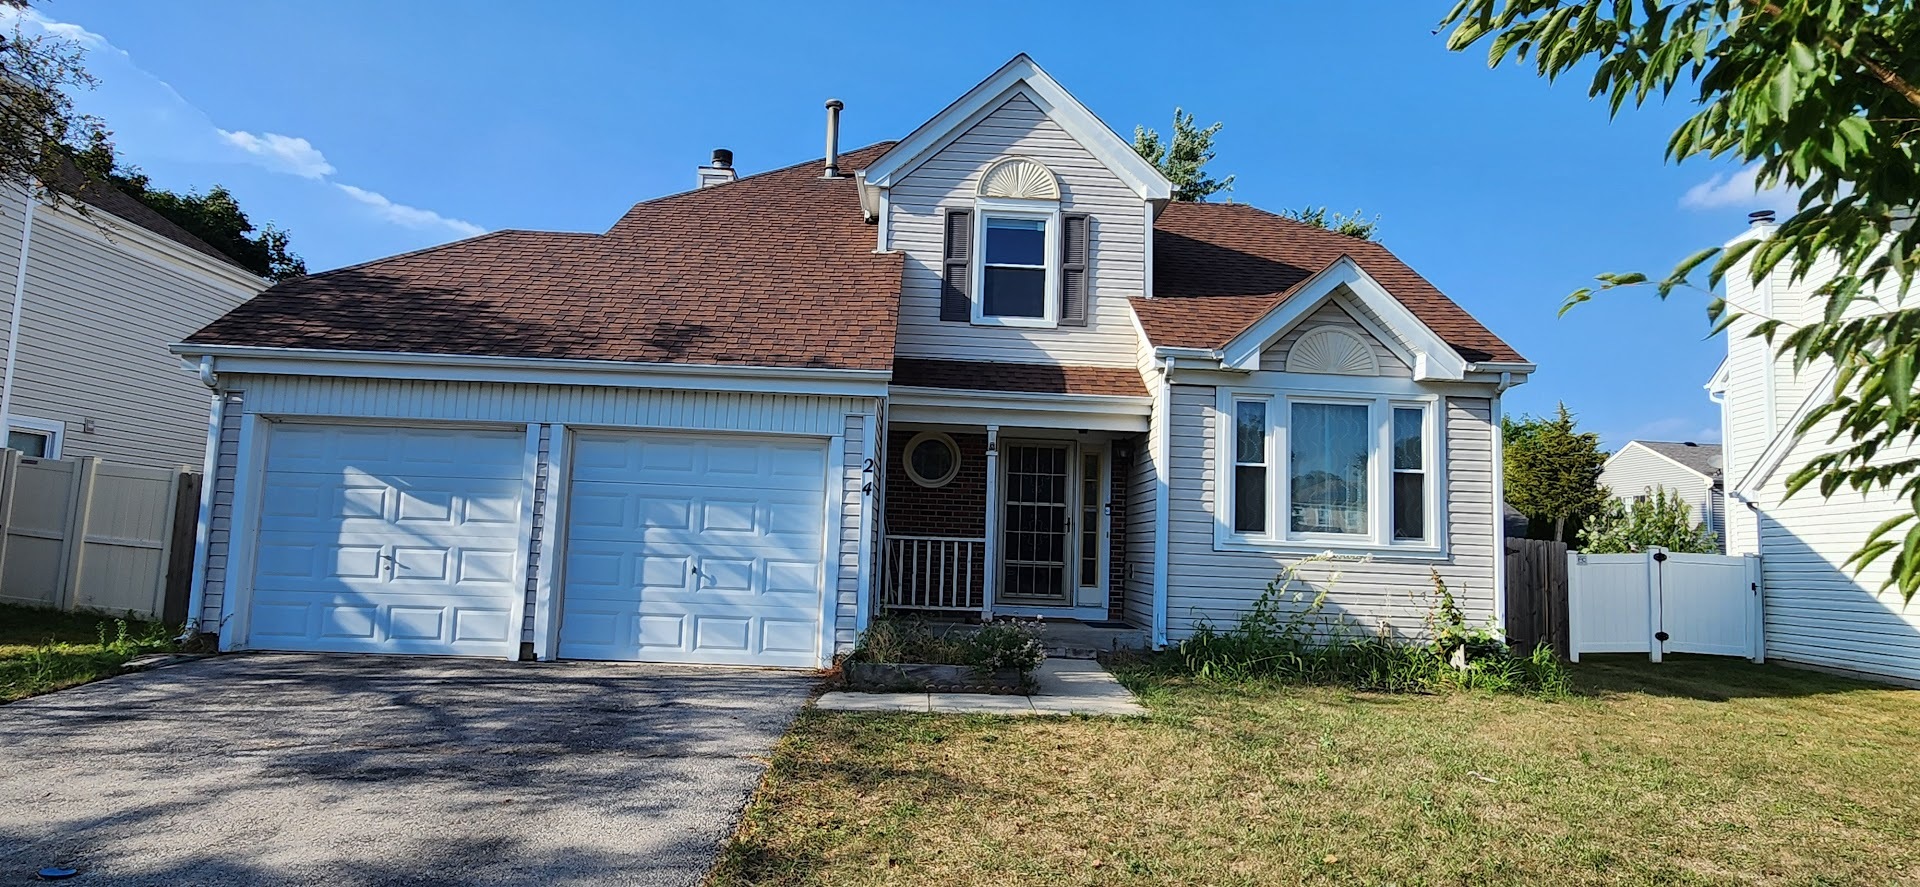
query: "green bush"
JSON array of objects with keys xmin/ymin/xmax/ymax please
[
  {"xmin": 1579, "ymin": 486, "xmax": 1719, "ymax": 553},
  {"xmin": 849, "ymin": 616, "xmax": 1045, "ymax": 674},
  {"xmin": 1160, "ymin": 557, "xmax": 1568, "ymax": 698}
]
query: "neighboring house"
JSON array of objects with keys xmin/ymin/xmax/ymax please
[
  {"xmin": 172, "ymin": 56, "xmax": 1532, "ymax": 666},
  {"xmin": 0, "ymin": 164, "xmax": 266, "ymax": 468},
  {"xmin": 1711, "ymin": 212, "xmax": 1920, "ymax": 684},
  {"xmin": 1599, "ymin": 440, "xmax": 1724, "ymax": 550}
]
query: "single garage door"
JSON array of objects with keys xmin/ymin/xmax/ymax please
[
  {"xmin": 246, "ymin": 423, "xmax": 528, "ymax": 657},
  {"xmin": 559, "ymin": 432, "xmax": 828, "ymax": 666}
]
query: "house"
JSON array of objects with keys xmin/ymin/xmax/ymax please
[
  {"xmin": 0, "ymin": 165, "xmax": 266, "ymax": 468},
  {"xmin": 1712, "ymin": 211, "xmax": 1920, "ymax": 684},
  {"xmin": 1599, "ymin": 440, "xmax": 1724, "ymax": 550},
  {"xmin": 171, "ymin": 56, "xmax": 1531, "ymax": 666}
]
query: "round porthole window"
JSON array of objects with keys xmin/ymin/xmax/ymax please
[{"xmin": 904, "ymin": 432, "xmax": 961, "ymax": 488}]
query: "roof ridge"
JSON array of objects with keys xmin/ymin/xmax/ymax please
[{"xmin": 611, "ymin": 140, "xmax": 898, "ymax": 219}]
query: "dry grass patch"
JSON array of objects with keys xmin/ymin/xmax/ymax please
[{"xmin": 712, "ymin": 656, "xmax": 1920, "ymax": 886}]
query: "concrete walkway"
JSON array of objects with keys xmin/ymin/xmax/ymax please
[{"xmin": 814, "ymin": 659, "xmax": 1146, "ymax": 716}]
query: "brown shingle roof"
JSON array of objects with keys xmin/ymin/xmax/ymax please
[
  {"xmin": 1138, "ymin": 202, "xmax": 1525, "ymax": 364},
  {"xmin": 186, "ymin": 143, "xmax": 902, "ymax": 372},
  {"xmin": 892, "ymin": 358, "xmax": 1147, "ymax": 397}
]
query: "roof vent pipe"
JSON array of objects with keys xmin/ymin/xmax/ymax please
[
  {"xmin": 1749, "ymin": 209, "xmax": 1776, "ymax": 226},
  {"xmin": 823, "ymin": 99, "xmax": 844, "ymax": 178},
  {"xmin": 696, "ymin": 148, "xmax": 737, "ymax": 189}
]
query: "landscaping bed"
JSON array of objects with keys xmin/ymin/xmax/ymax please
[{"xmin": 841, "ymin": 617, "xmax": 1043, "ymax": 694}]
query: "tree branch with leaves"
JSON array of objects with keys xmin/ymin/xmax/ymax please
[
  {"xmin": 1441, "ymin": 0, "xmax": 1920, "ymax": 599},
  {"xmin": 1133, "ymin": 108, "xmax": 1235, "ymax": 202}
]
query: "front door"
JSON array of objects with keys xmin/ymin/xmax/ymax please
[{"xmin": 1000, "ymin": 442, "xmax": 1074, "ymax": 605}]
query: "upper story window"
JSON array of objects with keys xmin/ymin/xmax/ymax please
[
  {"xmin": 1221, "ymin": 390, "xmax": 1440, "ymax": 552},
  {"xmin": 978, "ymin": 212, "xmax": 1054, "ymax": 323},
  {"xmin": 939, "ymin": 157, "xmax": 1090, "ymax": 329}
]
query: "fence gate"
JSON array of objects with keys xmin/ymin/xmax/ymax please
[{"xmin": 1567, "ymin": 547, "xmax": 1763, "ymax": 662}]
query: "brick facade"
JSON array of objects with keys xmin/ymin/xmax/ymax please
[{"xmin": 882, "ymin": 427, "xmax": 1136, "ymax": 622}]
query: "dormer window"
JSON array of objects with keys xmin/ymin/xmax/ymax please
[
  {"xmin": 978, "ymin": 211, "xmax": 1054, "ymax": 324},
  {"xmin": 938, "ymin": 157, "xmax": 1090, "ymax": 329}
]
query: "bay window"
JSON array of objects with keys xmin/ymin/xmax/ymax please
[{"xmin": 1221, "ymin": 391, "xmax": 1440, "ymax": 551}]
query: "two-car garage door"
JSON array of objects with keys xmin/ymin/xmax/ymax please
[{"xmin": 244, "ymin": 423, "xmax": 829, "ymax": 666}]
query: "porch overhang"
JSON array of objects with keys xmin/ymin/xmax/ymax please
[{"xmin": 886, "ymin": 385, "xmax": 1151, "ymax": 432}]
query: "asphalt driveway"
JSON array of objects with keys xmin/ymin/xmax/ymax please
[{"xmin": 0, "ymin": 654, "xmax": 814, "ymax": 886}]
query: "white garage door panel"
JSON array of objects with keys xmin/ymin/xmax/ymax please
[
  {"xmin": 559, "ymin": 433, "xmax": 829, "ymax": 667},
  {"xmin": 246, "ymin": 424, "xmax": 527, "ymax": 657}
]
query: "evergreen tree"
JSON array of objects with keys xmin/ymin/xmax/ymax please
[
  {"xmin": 1131, "ymin": 108, "xmax": 1234, "ymax": 202},
  {"xmin": 1503, "ymin": 404, "xmax": 1610, "ymax": 543}
]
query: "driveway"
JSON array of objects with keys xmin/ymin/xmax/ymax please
[{"xmin": 0, "ymin": 654, "xmax": 814, "ymax": 886}]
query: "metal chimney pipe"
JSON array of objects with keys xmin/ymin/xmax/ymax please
[
  {"xmin": 823, "ymin": 99, "xmax": 844, "ymax": 178},
  {"xmin": 1749, "ymin": 209, "xmax": 1776, "ymax": 226}
]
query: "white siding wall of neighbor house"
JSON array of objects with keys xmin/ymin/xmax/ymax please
[
  {"xmin": 0, "ymin": 185, "xmax": 263, "ymax": 470},
  {"xmin": 1747, "ymin": 410, "xmax": 1920, "ymax": 683},
  {"xmin": 1599, "ymin": 447, "xmax": 1720, "ymax": 545},
  {"xmin": 889, "ymin": 90, "xmax": 1147, "ymax": 367},
  {"xmin": 194, "ymin": 374, "xmax": 877, "ymax": 662},
  {"xmin": 1162, "ymin": 383, "xmax": 1499, "ymax": 642}
]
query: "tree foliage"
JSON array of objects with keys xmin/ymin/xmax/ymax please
[
  {"xmin": 1280, "ymin": 205, "xmax": 1382, "ymax": 240},
  {"xmin": 1441, "ymin": 0, "xmax": 1920, "ymax": 599},
  {"xmin": 0, "ymin": 3, "xmax": 105, "ymax": 197},
  {"xmin": 1578, "ymin": 486, "xmax": 1720, "ymax": 554},
  {"xmin": 1503, "ymin": 404, "xmax": 1610, "ymax": 543},
  {"xmin": 70, "ymin": 134, "xmax": 304, "ymax": 280},
  {"xmin": 1132, "ymin": 108, "xmax": 1235, "ymax": 202}
]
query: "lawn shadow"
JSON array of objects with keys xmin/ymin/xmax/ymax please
[{"xmin": 1566, "ymin": 653, "xmax": 1906, "ymax": 702}]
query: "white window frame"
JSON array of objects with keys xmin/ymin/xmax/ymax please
[
  {"xmin": 6, "ymin": 415, "xmax": 63, "ymax": 459},
  {"xmin": 1216, "ymin": 385, "xmax": 1444, "ymax": 555},
  {"xmin": 971, "ymin": 197, "xmax": 1061, "ymax": 328}
]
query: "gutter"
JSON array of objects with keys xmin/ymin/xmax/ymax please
[
  {"xmin": 168, "ymin": 343, "xmax": 895, "ymax": 395},
  {"xmin": 0, "ymin": 184, "xmax": 37, "ymax": 450}
]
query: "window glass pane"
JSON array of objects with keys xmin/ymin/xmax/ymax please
[
  {"xmin": 1393, "ymin": 408, "xmax": 1423, "ymax": 470},
  {"xmin": 1234, "ymin": 401, "xmax": 1266, "ymax": 464},
  {"xmin": 1234, "ymin": 465, "xmax": 1267, "ymax": 533},
  {"xmin": 1393, "ymin": 472, "xmax": 1425, "ymax": 540},
  {"xmin": 983, "ymin": 266, "xmax": 1046, "ymax": 317},
  {"xmin": 983, "ymin": 217, "xmax": 1046, "ymax": 266},
  {"xmin": 1290, "ymin": 402, "xmax": 1369, "ymax": 535},
  {"xmin": 8, "ymin": 430, "xmax": 47, "ymax": 458}
]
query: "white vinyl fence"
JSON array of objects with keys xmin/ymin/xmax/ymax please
[
  {"xmin": 1567, "ymin": 547, "xmax": 1763, "ymax": 662},
  {"xmin": 0, "ymin": 451, "xmax": 199, "ymax": 621}
]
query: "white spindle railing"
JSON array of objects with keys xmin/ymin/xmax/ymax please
[{"xmin": 882, "ymin": 534, "xmax": 986, "ymax": 612}]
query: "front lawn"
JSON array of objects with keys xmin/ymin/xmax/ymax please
[
  {"xmin": 0, "ymin": 604, "xmax": 175, "ymax": 702},
  {"xmin": 714, "ymin": 656, "xmax": 1920, "ymax": 886}
]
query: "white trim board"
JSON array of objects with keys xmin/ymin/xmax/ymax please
[{"xmin": 859, "ymin": 54, "xmax": 1173, "ymax": 202}]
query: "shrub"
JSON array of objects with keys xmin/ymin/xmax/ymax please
[
  {"xmin": 1161, "ymin": 556, "xmax": 1568, "ymax": 697},
  {"xmin": 849, "ymin": 616, "xmax": 1045, "ymax": 675},
  {"xmin": 1578, "ymin": 486, "xmax": 1719, "ymax": 553}
]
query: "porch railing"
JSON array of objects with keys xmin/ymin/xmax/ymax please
[{"xmin": 881, "ymin": 534, "xmax": 987, "ymax": 612}]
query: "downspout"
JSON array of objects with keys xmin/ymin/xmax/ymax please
[
  {"xmin": 1490, "ymin": 370, "xmax": 1515, "ymax": 639},
  {"xmin": 0, "ymin": 184, "xmax": 38, "ymax": 450},
  {"xmin": 1151, "ymin": 356, "xmax": 1174, "ymax": 648},
  {"xmin": 181, "ymin": 355, "xmax": 221, "ymax": 640}
]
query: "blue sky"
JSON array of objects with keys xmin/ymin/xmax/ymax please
[{"xmin": 23, "ymin": 0, "xmax": 1788, "ymax": 448}]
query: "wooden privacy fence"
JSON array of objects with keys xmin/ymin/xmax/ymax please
[
  {"xmin": 1505, "ymin": 537, "xmax": 1569, "ymax": 657},
  {"xmin": 0, "ymin": 451, "xmax": 200, "ymax": 622}
]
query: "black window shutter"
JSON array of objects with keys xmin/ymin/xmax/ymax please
[
  {"xmin": 940, "ymin": 209, "xmax": 973, "ymax": 322},
  {"xmin": 1060, "ymin": 213, "xmax": 1090, "ymax": 326}
]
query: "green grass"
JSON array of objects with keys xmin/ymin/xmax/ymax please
[
  {"xmin": 0, "ymin": 603, "xmax": 176, "ymax": 702},
  {"xmin": 712, "ymin": 656, "xmax": 1920, "ymax": 886}
]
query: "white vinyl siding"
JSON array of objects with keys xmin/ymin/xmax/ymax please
[
  {"xmin": 0, "ymin": 184, "xmax": 263, "ymax": 470},
  {"xmin": 1163, "ymin": 384, "xmax": 1497, "ymax": 642},
  {"xmin": 1599, "ymin": 445, "xmax": 1722, "ymax": 550},
  {"xmin": 1261, "ymin": 299, "xmax": 1412, "ymax": 377},
  {"xmin": 889, "ymin": 91, "xmax": 1147, "ymax": 366},
  {"xmin": 196, "ymin": 374, "xmax": 877, "ymax": 662}
]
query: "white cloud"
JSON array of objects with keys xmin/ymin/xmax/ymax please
[
  {"xmin": 217, "ymin": 129, "xmax": 335, "ymax": 179},
  {"xmin": 1680, "ymin": 164, "xmax": 1801, "ymax": 214},
  {"xmin": 335, "ymin": 184, "xmax": 485, "ymax": 238},
  {"xmin": 1, "ymin": 9, "xmax": 484, "ymax": 241}
]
